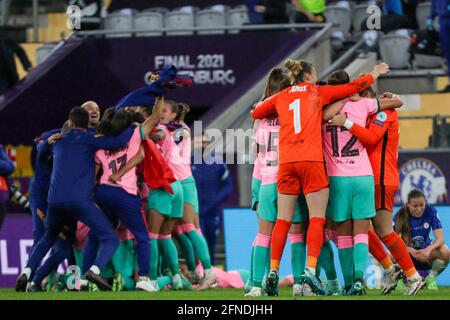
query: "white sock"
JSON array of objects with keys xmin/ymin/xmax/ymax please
[
  {"xmin": 23, "ymin": 267, "xmax": 32, "ymax": 279},
  {"xmin": 385, "ymin": 265, "xmax": 395, "ymax": 274},
  {"xmin": 89, "ymin": 265, "xmax": 100, "ymax": 275},
  {"xmin": 430, "ymin": 259, "xmax": 448, "ymax": 278},
  {"xmin": 138, "ymin": 276, "xmax": 148, "ymax": 282},
  {"xmin": 407, "ymin": 271, "xmax": 421, "ymax": 282},
  {"xmin": 80, "ymin": 279, "xmax": 88, "ymax": 287},
  {"xmin": 307, "ymin": 266, "xmax": 316, "ymax": 274}
]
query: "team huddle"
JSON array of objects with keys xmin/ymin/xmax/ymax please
[
  {"xmin": 13, "ymin": 60, "xmax": 448, "ymax": 296},
  {"xmin": 246, "ymin": 59, "xmax": 430, "ymax": 297},
  {"xmin": 15, "ymin": 67, "xmax": 222, "ymax": 292}
]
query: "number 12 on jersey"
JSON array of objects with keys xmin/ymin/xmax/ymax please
[{"xmin": 289, "ymin": 99, "xmax": 301, "ymax": 134}]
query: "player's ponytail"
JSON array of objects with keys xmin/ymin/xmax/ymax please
[
  {"xmin": 166, "ymin": 100, "xmax": 190, "ymax": 123},
  {"xmin": 261, "ymin": 68, "xmax": 291, "ymax": 100},
  {"xmin": 395, "ymin": 206, "xmax": 411, "ymax": 245},
  {"xmin": 284, "ymin": 59, "xmax": 313, "ymax": 84},
  {"xmin": 176, "ymin": 103, "xmax": 190, "ymax": 122},
  {"xmin": 395, "ymin": 189, "xmax": 425, "ymax": 245}
]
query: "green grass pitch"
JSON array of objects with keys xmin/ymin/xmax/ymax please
[{"xmin": 1, "ymin": 287, "xmax": 449, "ymax": 300}]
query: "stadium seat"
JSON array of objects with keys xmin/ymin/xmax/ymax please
[
  {"xmin": 226, "ymin": 7, "xmax": 249, "ymax": 34},
  {"xmin": 36, "ymin": 43, "xmax": 57, "ymax": 65},
  {"xmin": 165, "ymin": 11, "xmax": 194, "ymax": 36},
  {"xmin": 111, "ymin": 8, "xmax": 138, "ymax": 16},
  {"xmin": 362, "ymin": 30, "xmax": 383, "ymax": 51},
  {"xmin": 352, "ymin": 4, "xmax": 370, "ymax": 31},
  {"xmin": 379, "ymin": 34, "xmax": 411, "ymax": 69},
  {"xmin": 104, "ymin": 12, "xmax": 133, "ymax": 38},
  {"xmin": 324, "ymin": 5, "xmax": 352, "ymax": 33},
  {"xmin": 173, "ymin": 6, "xmax": 200, "ymax": 14},
  {"xmin": 416, "ymin": 2, "xmax": 432, "ymax": 30},
  {"xmin": 208, "ymin": 4, "xmax": 230, "ymax": 13},
  {"xmin": 133, "ymin": 11, "xmax": 164, "ymax": 37},
  {"xmin": 196, "ymin": 9, "xmax": 226, "ymax": 35},
  {"xmin": 414, "ymin": 54, "xmax": 444, "ymax": 69}
]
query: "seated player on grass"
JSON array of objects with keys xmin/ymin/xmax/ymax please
[{"xmin": 394, "ymin": 189, "xmax": 450, "ymax": 290}]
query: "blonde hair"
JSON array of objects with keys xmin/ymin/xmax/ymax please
[
  {"xmin": 166, "ymin": 100, "xmax": 190, "ymax": 122},
  {"xmin": 284, "ymin": 59, "xmax": 314, "ymax": 84}
]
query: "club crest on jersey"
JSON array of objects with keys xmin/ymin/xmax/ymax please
[
  {"xmin": 376, "ymin": 112, "xmax": 387, "ymax": 122},
  {"xmin": 411, "ymin": 236, "xmax": 425, "ymax": 249},
  {"xmin": 423, "ymin": 222, "xmax": 430, "ymax": 229},
  {"xmin": 289, "ymin": 85, "xmax": 307, "ymax": 93},
  {"xmin": 398, "ymin": 158, "xmax": 447, "ymax": 204}
]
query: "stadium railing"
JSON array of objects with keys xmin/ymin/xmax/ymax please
[{"xmin": 73, "ymin": 22, "xmax": 330, "ymax": 37}]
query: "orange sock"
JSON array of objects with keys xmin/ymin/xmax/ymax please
[
  {"xmin": 270, "ymin": 219, "xmax": 292, "ymax": 271},
  {"xmin": 368, "ymin": 229, "xmax": 393, "ymax": 270},
  {"xmin": 306, "ymin": 217, "xmax": 326, "ymax": 269},
  {"xmin": 381, "ymin": 231, "xmax": 417, "ymax": 278}
]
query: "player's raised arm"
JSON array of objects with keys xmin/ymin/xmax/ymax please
[
  {"xmin": 251, "ymin": 93, "xmax": 279, "ymax": 119},
  {"xmin": 318, "ymin": 63, "xmax": 390, "ymax": 105},
  {"xmin": 140, "ymin": 96, "xmax": 164, "ymax": 138},
  {"xmin": 328, "ymin": 110, "xmax": 394, "ymax": 146},
  {"xmin": 89, "ymin": 124, "xmax": 136, "ymax": 150},
  {"xmin": 322, "ymin": 99, "xmax": 347, "ymax": 122}
]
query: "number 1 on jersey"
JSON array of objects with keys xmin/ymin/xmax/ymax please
[{"xmin": 289, "ymin": 99, "xmax": 301, "ymax": 134}]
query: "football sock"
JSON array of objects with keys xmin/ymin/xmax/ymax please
[
  {"xmin": 159, "ymin": 235, "xmax": 180, "ymax": 275},
  {"xmin": 174, "ymin": 228, "xmax": 197, "ymax": 272},
  {"xmin": 306, "ymin": 217, "xmax": 326, "ymax": 273},
  {"xmin": 183, "ymin": 224, "xmax": 212, "ymax": 269},
  {"xmin": 149, "ymin": 233, "xmax": 159, "ymax": 280},
  {"xmin": 337, "ymin": 235, "xmax": 354, "ymax": 287},
  {"xmin": 317, "ymin": 239, "xmax": 338, "ymax": 280},
  {"xmin": 381, "ymin": 231, "xmax": 418, "ymax": 279},
  {"xmin": 157, "ymin": 275, "xmax": 172, "ymax": 289},
  {"xmin": 252, "ymin": 233, "xmax": 271, "ymax": 288},
  {"xmin": 354, "ymin": 234, "xmax": 369, "ymax": 281},
  {"xmin": 289, "ymin": 233, "xmax": 306, "ymax": 285},
  {"xmin": 270, "ymin": 219, "xmax": 292, "ymax": 271},
  {"xmin": 430, "ymin": 259, "xmax": 448, "ymax": 278},
  {"xmin": 368, "ymin": 229, "xmax": 394, "ymax": 271}
]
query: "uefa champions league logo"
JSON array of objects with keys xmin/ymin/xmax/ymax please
[{"xmin": 399, "ymin": 158, "xmax": 447, "ymax": 204}]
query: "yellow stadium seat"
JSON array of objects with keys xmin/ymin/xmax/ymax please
[
  {"xmin": 398, "ymin": 93, "xmax": 450, "ymax": 149},
  {"xmin": 14, "ymin": 43, "xmax": 43, "ymax": 79}
]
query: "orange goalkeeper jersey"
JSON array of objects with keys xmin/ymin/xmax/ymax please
[
  {"xmin": 349, "ymin": 109, "xmax": 400, "ymax": 186},
  {"xmin": 251, "ymin": 74, "xmax": 374, "ymax": 164}
]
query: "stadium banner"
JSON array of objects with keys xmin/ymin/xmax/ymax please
[
  {"xmin": 1, "ymin": 207, "xmax": 449, "ymax": 288},
  {"xmin": 397, "ymin": 151, "xmax": 450, "ymax": 205},
  {"xmin": 0, "ymin": 31, "xmax": 314, "ymax": 146},
  {"xmin": 0, "ymin": 215, "xmax": 33, "ymax": 288},
  {"xmin": 223, "ymin": 207, "xmax": 450, "ymax": 287}
]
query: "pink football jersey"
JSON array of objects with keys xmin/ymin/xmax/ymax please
[
  {"xmin": 95, "ymin": 127, "xmax": 141, "ymax": 195},
  {"xmin": 254, "ymin": 118, "xmax": 280, "ymax": 186},
  {"xmin": 157, "ymin": 124, "xmax": 192, "ymax": 181},
  {"xmin": 322, "ymin": 97, "xmax": 378, "ymax": 177}
]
